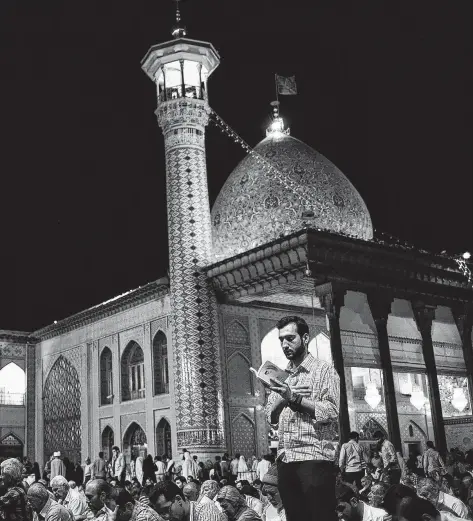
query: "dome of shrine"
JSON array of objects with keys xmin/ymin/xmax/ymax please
[{"xmin": 211, "ymin": 132, "xmax": 373, "ymax": 261}]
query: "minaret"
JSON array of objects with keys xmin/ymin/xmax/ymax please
[{"xmin": 141, "ymin": 3, "xmax": 225, "ymax": 456}]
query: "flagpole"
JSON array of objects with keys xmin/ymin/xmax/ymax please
[{"xmin": 274, "ymin": 73, "xmax": 279, "ymax": 103}]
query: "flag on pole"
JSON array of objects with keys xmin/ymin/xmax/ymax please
[{"xmin": 276, "ymin": 74, "xmax": 297, "ymax": 95}]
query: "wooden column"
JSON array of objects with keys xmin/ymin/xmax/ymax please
[
  {"xmin": 413, "ymin": 302, "xmax": 447, "ymax": 457},
  {"xmin": 367, "ymin": 293, "xmax": 403, "ymax": 454},
  {"xmin": 316, "ymin": 283, "xmax": 350, "ymax": 444},
  {"xmin": 452, "ymin": 303, "xmax": 473, "ymax": 412}
]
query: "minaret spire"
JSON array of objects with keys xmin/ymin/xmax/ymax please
[{"xmin": 171, "ymin": 0, "xmax": 187, "ymax": 39}]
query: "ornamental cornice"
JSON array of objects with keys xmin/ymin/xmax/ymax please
[
  {"xmin": 33, "ymin": 279, "xmax": 169, "ymax": 341},
  {"xmin": 156, "ymin": 99, "xmax": 210, "ymax": 130},
  {"xmin": 206, "ymin": 229, "xmax": 473, "ymax": 305},
  {"xmin": 0, "ymin": 331, "xmax": 36, "ymax": 344}
]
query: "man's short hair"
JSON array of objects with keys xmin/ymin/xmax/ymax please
[
  {"xmin": 335, "ymin": 485, "xmax": 357, "ymax": 504},
  {"xmin": 0, "ymin": 458, "xmax": 24, "ymax": 482},
  {"xmin": 276, "ymin": 316, "xmax": 309, "ymax": 338},
  {"xmin": 382, "ymin": 484, "xmax": 417, "ymax": 515},
  {"xmin": 149, "ymin": 481, "xmax": 183, "ymax": 505},
  {"xmin": 426, "ymin": 441, "xmax": 434, "ymax": 449},
  {"xmin": 98, "ymin": 452, "xmax": 104, "ymax": 458},
  {"xmin": 89, "ymin": 479, "xmax": 113, "ymax": 497},
  {"xmin": 114, "ymin": 487, "xmax": 136, "ymax": 507},
  {"xmin": 28, "ymin": 483, "xmax": 50, "ymax": 503},
  {"xmin": 112, "ymin": 446, "xmax": 120, "ymax": 452},
  {"xmin": 50, "ymin": 476, "xmax": 69, "ymax": 488},
  {"xmin": 349, "ymin": 432, "xmax": 359, "ymax": 440},
  {"xmin": 373, "ymin": 431, "xmax": 384, "ymax": 440}
]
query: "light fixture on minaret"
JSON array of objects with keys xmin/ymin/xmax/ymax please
[{"xmin": 141, "ymin": 2, "xmax": 225, "ymax": 457}]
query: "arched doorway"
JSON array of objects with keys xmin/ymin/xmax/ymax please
[
  {"xmin": 43, "ymin": 356, "xmax": 82, "ymax": 464},
  {"xmin": 101, "ymin": 426, "xmax": 114, "ymax": 463},
  {"xmin": 155, "ymin": 418, "xmax": 172, "ymax": 458},
  {"xmin": 0, "ymin": 433, "xmax": 23, "ymax": 459},
  {"xmin": 123, "ymin": 422, "xmax": 147, "ymax": 464}
]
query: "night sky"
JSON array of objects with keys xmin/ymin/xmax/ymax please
[{"xmin": 1, "ymin": 1, "xmax": 472, "ymax": 332}]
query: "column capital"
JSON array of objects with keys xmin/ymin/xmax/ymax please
[
  {"xmin": 367, "ymin": 293, "xmax": 393, "ymax": 323},
  {"xmin": 315, "ymin": 283, "xmax": 346, "ymax": 319},
  {"xmin": 412, "ymin": 301, "xmax": 436, "ymax": 335}
]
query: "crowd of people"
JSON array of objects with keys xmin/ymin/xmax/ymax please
[{"xmin": 2, "ymin": 314, "xmax": 473, "ymax": 521}]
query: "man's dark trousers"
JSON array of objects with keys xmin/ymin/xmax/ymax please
[{"xmin": 278, "ymin": 460, "xmax": 336, "ymax": 521}]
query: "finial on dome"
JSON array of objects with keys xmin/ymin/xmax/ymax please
[
  {"xmin": 266, "ymin": 101, "xmax": 290, "ymax": 137},
  {"xmin": 171, "ymin": 0, "xmax": 187, "ymax": 39}
]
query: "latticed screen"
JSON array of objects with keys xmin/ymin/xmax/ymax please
[{"xmin": 43, "ymin": 356, "xmax": 82, "ymax": 464}]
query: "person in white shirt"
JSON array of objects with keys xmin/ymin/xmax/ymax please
[
  {"xmin": 336, "ymin": 485, "xmax": 392, "ymax": 521},
  {"xmin": 256, "ymin": 456, "xmax": 271, "ymax": 481},
  {"xmin": 418, "ymin": 478, "xmax": 470, "ymax": 519}
]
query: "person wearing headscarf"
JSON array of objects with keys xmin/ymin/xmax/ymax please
[
  {"xmin": 237, "ymin": 457, "xmax": 252, "ymax": 483},
  {"xmin": 216, "ymin": 486, "xmax": 261, "ymax": 521},
  {"xmin": 135, "ymin": 456, "xmax": 144, "ymax": 487},
  {"xmin": 0, "ymin": 458, "xmax": 33, "ymax": 521},
  {"xmin": 182, "ymin": 453, "xmax": 196, "ymax": 480},
  {"xmin": 142, "ymin": 455, "xmax": 156, "ymax": 487}
]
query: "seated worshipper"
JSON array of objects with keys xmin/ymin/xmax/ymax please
[
  {"xmin": 261, "ymin": 463, "xmax": 286, "ymax": 521},
  {"xmin": 113, "ymin": 487, "xmax": 163, "ymax": 521},
  {"xmin": 150, "ymin": 480, "xmax": 226, "ymax": 521},
  {"xmin": 335, "ymin": 485, "xmax": 392, "ymax": 521},
  {"xmin": 0, "ymin": 458, "xmax": 33, "ymax": 521},
  {"xmin": 50, "ymin": 476, "xmax": 89, "ymax": 521},
  {"xmin": 216, "ymin": 486, "xmax": 262, "ymax": 521},
  {"xmin": 368, "ymin": 484, "xmax": 388, "ymax": 509},
  {"xmin": 418, "ymin": 478, "xmax": 470, "ymax": 519},
  {"xmin": 240, "ymin": 486, "xmax": 264, "ymax": 517},
  {"xmin": 359, "ymin": 476, "xmax": 373, "ymax": 503},
  {"xmin": 382, "ymin": 484, "xmax": 464, "ymax": 521},
  {"xmin": 84, "ymin": 479, "xmax": 118, "ymax": 521},
  {"xmin": 27, "ymin": 483, "xmax": 71, "ymax": 521}
]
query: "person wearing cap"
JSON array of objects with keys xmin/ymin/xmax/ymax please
[
  {"xmin": 0, "ymin": 458, "xmax": 33, "ymax": 521},
  {"xmin": 265, "ymin": 315, "xmax": 340, "ymax": 521},
  {"xmin": 216, "ymin": 486, "xmax": 261, "ymax": 521},
  {"xmin": 51, "ymin": 453, "xmax": 67, "ymax": 481}
]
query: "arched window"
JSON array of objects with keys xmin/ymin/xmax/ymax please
[
  {"xmin": 101, "ymin": 426, "xmax": 114, "ymax": 462},
  {"xmin": 0, "ymin": 362, "xmax": 26, "ymax": 405},
  {"xmin": 156, "ymin": 418, "xmax": 172, "ymax": 458},
  {"xmin": 100, "ymin": 348, "xmax": 113, "ymax": 405},
  {"xmin": 153, "ymin": 332, "xmax": 169, "ymax": 395},
  {"xmin": 121, "ymin": 342, "xmax": 145, "ymax": 401}
]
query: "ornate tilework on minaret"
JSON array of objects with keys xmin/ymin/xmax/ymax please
[{"xmin": 142, "ymin": 37, "xmax": 225, "ymax": 452}]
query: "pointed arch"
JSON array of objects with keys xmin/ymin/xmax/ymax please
[
  {"xmin": 232, "ymin": 413, "xmax": 256, "ymax": 459},
  {"xmin": 101, "ymin": 425, "xmax": 114, "ymax": 462},
  {"xmin": 408, "ymin": 420, "xmax": 427, "ymax": 439},
  {"xmin": 0, "ymin": 431, "xmax": 24, "ymax": 459},
  {"xmin": 359, "ymin": 417, "xmax": 388, "ymax": 441},
  {"xmin": 153, "ymin": 331, "xmax": 169, "ymax": 395},
  {"xmin": 100, "ymin": 347, "xmax": 113, "ymax": 405},
  {"xmin": 226, "ymin": 320, "xmax": 250, "ymax": 345},
  {"xmin": 43, "ymin": 355, "xmax": 81, "ymax": 464},
  {"xmin": 227, "ymin": 352, "xmax": 253, "ymax": 396},
  {"xmin": 0, "ymin": 362, "xmax": 26, "ymax": 404},
  {"xmin": 123, "ymin": 422, "xmax": 147, "ymax": 461},
  {"xmin": 121, "ymin": 341, "xmax": 145, "ymax": 401},
  {"xmin": 156, "ymin": 417, "xmax": 172, "ymax": 459}
]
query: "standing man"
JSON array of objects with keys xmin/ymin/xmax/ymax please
[
  {"xmin": 111, "ymin": 446, "xmax": 126, "ymax": 486},
  {"xmin": 423, "ymin": 441, "xmax": 446, "ymax": 480},
  {"xmin": 339, "ymin": 432, "xmax": 369, "ymax": 489},
  {"xmin": 91, "ymin": 452, "xmax": 107, "ymax": 481},
  {"xmin": 373, "ymin": 431, "xmax": 401, "ymax": 485},
  {"xmin": 265, "ymin": 315, "xmax": 340, "ymax": 521},
  {"xmin": 51, "ymin": 452, "xmax": 67, "ymax": 480}
]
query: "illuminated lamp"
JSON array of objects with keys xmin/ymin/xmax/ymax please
[
  {"xmin": 364, "ymin": 382, "xmax": 382, "ymax": 409},
  {"xmin": 410, "ymin": 384, "xmax": 427, "ymax": 410},
  {"xmin": 451, "ymin": 386, "xmax": 468, "ymax": 413}
]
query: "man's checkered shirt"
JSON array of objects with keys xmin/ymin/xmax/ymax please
[{"xmin": 265, "ymin": 353, "xmax": 340, "ymax": 463}]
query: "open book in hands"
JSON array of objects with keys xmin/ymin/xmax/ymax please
[{"xmin": 250, "ymin": 360, "xmax": 290, "ymax": 387}]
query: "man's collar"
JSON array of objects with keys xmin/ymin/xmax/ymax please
[
  {"xmin": 40, "ymin": 498, "xmax": 55, "ymax": 518},
  {"xmin": 286, "ymin": 352, "xmax": 315, "ymax": 373}
]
